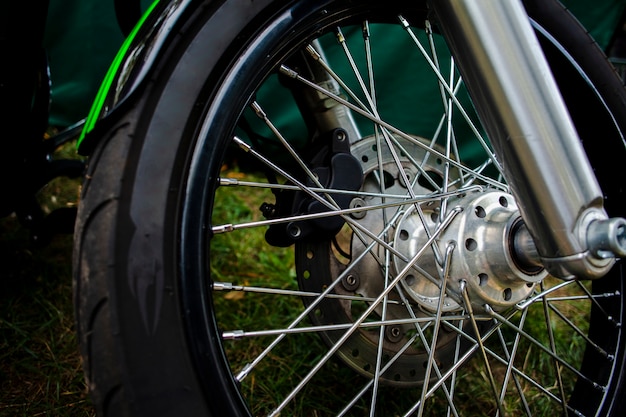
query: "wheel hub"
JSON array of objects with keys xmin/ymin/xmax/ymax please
[
  {"xmin": 296, "ymin": 135, "xmax": 546, "ymax": 386},
  {"xmin": 394, "ymin": 190, "xmax": 546, "ymax": 313}
]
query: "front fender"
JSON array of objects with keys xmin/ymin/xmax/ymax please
[{"xmin": 77, "ymin": 0, "xmax": 194, "ymax": 155}]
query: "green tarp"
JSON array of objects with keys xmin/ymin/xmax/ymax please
[{"xmin": 43, "ymin": 0, "xmax": 626, "ymax": 128}]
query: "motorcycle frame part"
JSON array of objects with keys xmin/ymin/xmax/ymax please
[{"xmin": 428, "ymin": 0, "xmax": 626, "ymax": 279}]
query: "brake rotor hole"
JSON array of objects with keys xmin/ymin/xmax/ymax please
[
  {"xmin": 368, "ymin": 170, "xmax": 395, "ymax": 189},
  {"xmin": 478, "ymin": 273, "xmax": 488, "ymax": 286},
  {"xmin": 499, "ymin": 196, "xmax": 509, "ymax": 207},
  {"xmin": 400, "ymin": 230, "xmax": 410, "ymax": 241},
  {"xmin": 465, "ymin": 238, "xmax": 478, "ymax": 251},
  {"xmin": 475, "ymin": 206, "xmax": 486, "ymax": 218},
  {"xmin": 406, "ymin": 275, "xmax": 416, "ymax": 286},
  {"xmin": 503, "ymin": 288, "xmax": 512, "ymax": 301},
  {"xmin": 306, "ymin": 250, "xmax": 314, "ymax": 259}
]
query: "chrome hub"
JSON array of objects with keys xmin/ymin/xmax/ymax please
[
  {"xmin": 296, "ymin": 134, "xmax": 546, "ymax": 387},
  {"xmin": 394, "ymin": 190, "xmax": 546, "ymax": 313}
]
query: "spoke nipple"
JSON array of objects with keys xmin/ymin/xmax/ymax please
[
  {"xmin": 236, "ymin": 363, "xmax": 252, "ymax": 381},
  {"xmin": 305, "ymin": 44, "xmax": 321, "ymax": 61},
  {"xmin": 593, "ymin": 382, "xmax": 607, "ymax": 392},
  {"xmin": 336, "ymin": 28, "xmax": 346, "ymax": 43},
  {"xmin": 279, "ymin": 64, "xmax": 298, "ymax": 79},
  {"xmin": 250, "ymin": 101, "xmax": 266, "ymax": 119},
  {"xmin": 219, "ymin": 177, "xmax": 238, "ymax": 186},
  {"xmin": 222, "ymin": 330, "xmax": 244, "ymax": 340},
  {"xmin": 483, "ymin": 304, "xmax": 492, "ymax": 313},
  {"xmin": 212, "ymin": 224, "xmax": 234, "ymax": 234},
  {"xmin": 362, "ymin": 21, "xmax": 370, "ymax": 39},
  {"xmin": 425, "ymin": 20, "xmax": 433, "ymax": 34},
  {"xmin": 213, "ymin": 282, "xmax": 233, "ymax": 291},
  {"xmin": 398, "ymin": 15, "xmax": 410, "ymax": 29},
  {"xmin": 233, "ymin": 136, "xmax": 252, "ymax": 152}
]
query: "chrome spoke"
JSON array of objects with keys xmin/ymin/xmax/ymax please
[
  {"xmin": 417, "ymin": 243, "xmax": 457, "ymax": 417},
  {"xmin": 337, "ymin": 331, "xmax": 423, "ymax": 417},
  {"xmin": 229, "ymin": 136, "xmax": 408, "ymax": 260},
  {"xmin": 208, "ymin": 15, "xmax": 619, "ymax": 417},
  {"xmin": 222, "ymin": 315, "xmax": 469, "ymax": 340},
  {"xmin": 547, "ymin": 302, "xmax": 611, "ymax": 358},
  {"xmin": 576, "ymin": 281, "xmax": 621, "ymax": 326},
  {"xmin": 539, "ymin": 282, "xmax": 568, "ymax": 415},
  {"xmin": 268, "ymin": 208, "xmax": 461, "ymax": 416},
  {"xmin": 398, "ymin": 15, "xmax": 503, "ymax": 178},
  {"xmin": 460, "ymin": 285, "xmax": 505, "ymax": 417},
  {"xmin": 486, "ymin": 305, "xmax": 599, "ymax": 387},
  {"xmin": 218, "ymin": 177, "xmax": 421, "ymax": 199},
  {"xmin": 212, "ymin": 186, "xmax": 479, "ymax": 235},
  {"xmin": 495, "ymin": 310, "xmax": 532, "ymax": 417},
  {"xmin": 279, "ymin": 64, "xmax": 507, "ymax": 190},
  {"xmin": 233, "ymin": 208, "xmax": 404, "ymax": 382},
  {"xmin": 398, "ymin": 286, "xmax": 461, "ymax": 417},
  {"xmin": 213, "ymin": 281, "xmax": 403, "ymax": 305},
  {"xmin": 443, "ymin": 313, "xmax": 582, "ymax": 414},
  {"xmin": 370, "ymin": 249, "xmax": 391, "ymax": 417}
]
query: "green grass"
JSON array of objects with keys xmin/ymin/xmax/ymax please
[
  {"xmin": 211, "ymin": 167, "xmax": 592, "ymax": 416},
  {"xmin": 0, "ymin": 154, "xmax": 592, "ymax": 416},
  {"xmin": 0, "ymin": 142, "xmax": 93, "ymax": 417}
]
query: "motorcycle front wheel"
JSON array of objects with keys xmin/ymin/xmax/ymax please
[{"xmin": 74, "ymin": 0, "xmax": 626, "ymax": 415}]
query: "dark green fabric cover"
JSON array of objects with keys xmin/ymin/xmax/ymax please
[{"xmin": 43, "ymin": 0, "xmax": 625, "ymax": 128}]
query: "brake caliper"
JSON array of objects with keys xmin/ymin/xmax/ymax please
[{"xmin": 263, "ymin": 129, "xmax": 363, "ymax": 247}]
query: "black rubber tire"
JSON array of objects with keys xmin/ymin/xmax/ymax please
[{"xmin": 73, "ymin": 0, "xmax": 626, "ymax": 416}]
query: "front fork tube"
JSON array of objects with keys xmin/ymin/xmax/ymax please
[{"xmin": 428, "ymin": 0, "xmax": 626, "ymax": 279}]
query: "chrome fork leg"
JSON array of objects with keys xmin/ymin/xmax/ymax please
[{"xmin": 428, "ymin": 0, "xmax": 626, "ymax": 279}]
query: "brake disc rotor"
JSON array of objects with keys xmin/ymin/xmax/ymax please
[{"xmin": 295, "ymin": 134, "xmax": 464, "ymax": 386}]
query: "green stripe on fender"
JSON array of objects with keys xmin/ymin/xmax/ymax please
[{"xmin": 77, "ymin": 0, "xmax": 160, "ymax": 148}]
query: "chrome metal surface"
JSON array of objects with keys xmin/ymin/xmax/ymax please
[
  {"xmin": 428, "ymin": 0, "xmax": 624, "ymax": 279},
  {"xmin": 394, "ymin": 190, "xmax": 544, "ymax": 312}
]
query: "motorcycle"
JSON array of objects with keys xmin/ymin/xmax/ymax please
[{"xmin": 61, "ymin": 0, "xmax": 626, "ymax": 415}]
